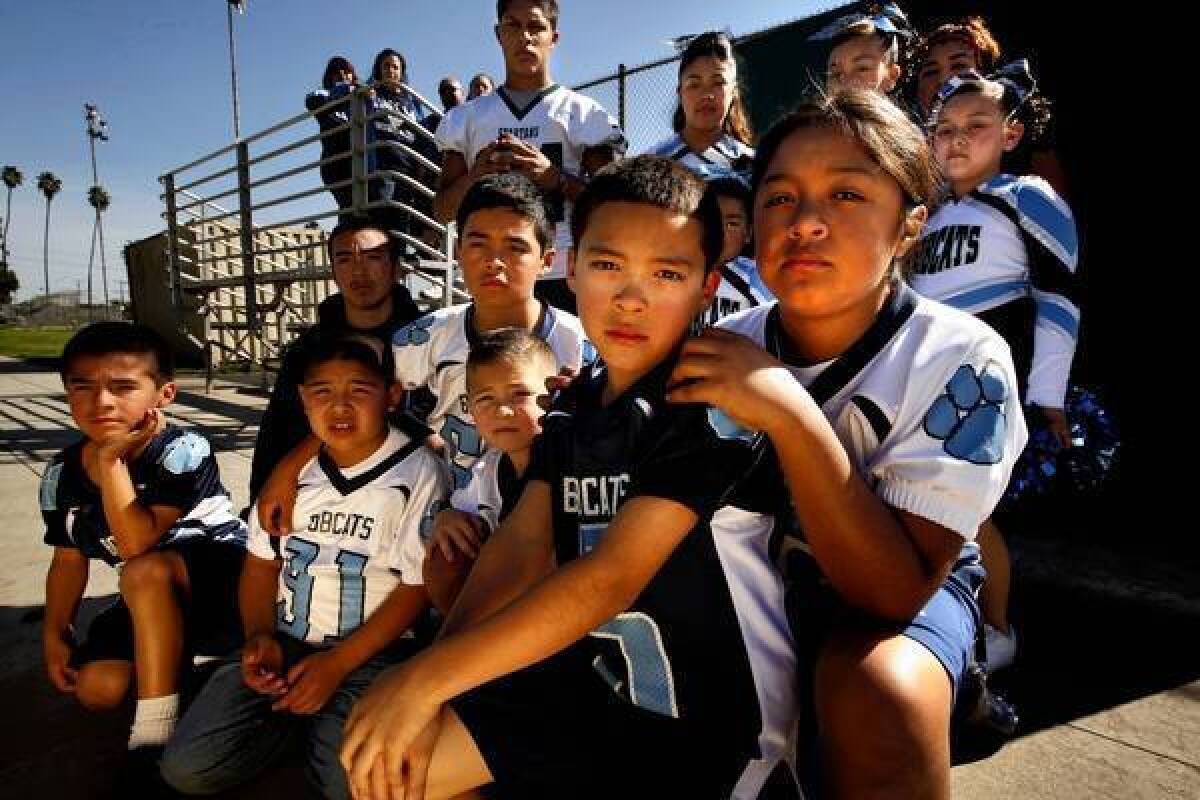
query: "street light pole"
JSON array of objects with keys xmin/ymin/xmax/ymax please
[
  {"xmin": 226, "ymin": 0, "xmax": 245, "ymax": 140},
  {"xmin": 84, "ymin": 103, "xmax": 110, "ymax": 312}
]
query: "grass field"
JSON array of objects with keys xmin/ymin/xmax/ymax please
[{"xmin": 0, "ymin": 326, "xmax": 75, "ymax": 359}]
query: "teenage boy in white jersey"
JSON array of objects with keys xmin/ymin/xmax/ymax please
[{"xmin": 433, "ymin": 0, "xmax": 627, "ymax": 314}]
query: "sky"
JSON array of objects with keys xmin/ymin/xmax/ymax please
[{"xmin": 0, "ymin": 0, "xmax": 847, "ymax": 302}]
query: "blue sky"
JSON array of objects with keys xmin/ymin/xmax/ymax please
[{"xmin": 0, "ymin": 0, "xmax": 842, "ymax": 302}]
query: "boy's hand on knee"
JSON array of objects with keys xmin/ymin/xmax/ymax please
[
  {"xmin": 430, "ymin": 510, "xmax": 485, "ymax": 562},
  {"xmin": 273, "ymin": 650, "xmax": 351, "ymax": 715},
  {"xmin": 241, "ymin": 634, "xmax": 286, "ymax": 696},
  {"xmin": 43, "ymin": 631, "xmax": 78, "ymax": 693},
  {"xmin": 667, "ymin": 329, "xmax": 809, "ymax": 435},
  {"xmin": 341, "ymin": 662, "xmax": 441, "ymax": 800}
]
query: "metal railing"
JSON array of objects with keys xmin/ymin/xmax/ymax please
[{"xmin": 159, "ymin": 82, "xmax": 464, "ymax": 382}]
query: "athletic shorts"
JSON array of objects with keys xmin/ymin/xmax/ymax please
[
  {"xmin": 450, "ymin": 647, "xmax": 746, "ymax": 799},
  {"xmin": 72, "ymin": 538, "xmax": 245, "ymax": 666}
]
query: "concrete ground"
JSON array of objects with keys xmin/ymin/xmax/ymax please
[{"xmin": 1, "ymin": 355, "xmax": 1196, "ymax": 799}]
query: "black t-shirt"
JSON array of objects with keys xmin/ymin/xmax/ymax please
[
  {"xmin": 526, "ymin": 358, "xmax": 767, "ymax": 756},
  {"xmin": 40, "ymin": 425, "xmax": 246, "ymax": 566}
]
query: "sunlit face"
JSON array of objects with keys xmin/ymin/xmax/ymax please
[
  {"xmin": 64, "ymin": 352, "xmax": 175, "ymax": 443},
  {"xmin": 930, "ymin": 91, "xmax": 1021, "ymax": 191},
  {"xmin": 827, "ymin": 34, "xmax": 900, "ymax": 94},
  {"xmin": 331, "ymin": 228, "xmax": 396, "ymax": 313},
  {"xmin": 459, "ymin": 208, "xmax": 551, "ymax": 308},
  {"xmin": 300, "ymin": 358, "xmax": 400, "ymax": 461},
  {"xmin": 569, "ymin": 202, "xmax": 718, "ymax": 387},
  {"xmin": 467, "ymin": 357, "xmax": 551, "ymax": 454},
  {"xmin": 379, "ymin": 55, "xmax": 405, "ymax": 89},
  {"xmin": 917, "ymin": 38, "xmax": 980, "ymax": 114},
  {"xmin": 754, "ymin": 126, "xmax": 923, "ymax": 323},
  {"xmin": 496, "ymin": 1, "xmax": 558, "ymax": 79},
  {"xmin": 716, "ymin": 194, "xmax": 750, "ymax": 265},
  {"xmin": 678, "ymin": 55, "xmax": 737, "ymax": 134}
]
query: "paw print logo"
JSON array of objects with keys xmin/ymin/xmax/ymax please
[
  {"xmin": 392, "ymin": 316, "xmax": 435, "ymax": 347},
  {"xmin": 923, "ymin": 363, "xmax": 1009, "ymax": 465}
]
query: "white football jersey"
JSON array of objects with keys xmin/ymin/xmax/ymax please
[
  {"xmin": 391, "ymin": 302, "xmax": 590, "ymax": 489},
  {"xmin": 909, "ymin": 174, "xmax": 1080, "ymax": 408},
  {"xmin": 704, "ymin": 256, "xmax": 774, "ymax": 327},
  {"xmin": 719, "ymin": 284, "xmax": 1028, "ymax": 539},
  {"xmin": 247, "ymin": 429, "xmax": 450, "ymax": 645},
  {"xmin": 436, "ymin": 85, "xmax": 627, "ymax": 279},
  {"xmin": 645, "ymin": 132, "xmax": 754, "ymax": 179},
  {"xmin": 450, "ymin": 448, "xmax": 507, "ymax": 534}
]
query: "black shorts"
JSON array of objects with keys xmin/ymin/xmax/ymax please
[
  {"xmin": 450, "ymin": 647, "xmax": 738, "ymax": 800},
  {"xmin": 72, "ymin": 538, "xmax": 245, "ymax": 666}
]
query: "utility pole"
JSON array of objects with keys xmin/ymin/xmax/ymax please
[
  {"xmin": 226, "ymin": 1, "xmax": 247, "ymax": 139},
  {"xmin": 85, "ymin": 103, "xmax": 110, "ymax": 309}
]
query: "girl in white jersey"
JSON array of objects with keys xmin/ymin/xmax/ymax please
[
  {"xmin": 912, "ymin": 61, "xmax": 1081, "ymax": 669},
  {"xmin": 646, "ymin": 31, "xmax": 755, "ymax": 180},
  {"xmin": 668, "ymin": 91, "xmax": 1026, "ymax": 800}
]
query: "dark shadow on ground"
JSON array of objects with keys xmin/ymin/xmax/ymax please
[{"xmin": 0, "ymin": 595, "xmax": 314, "ymax": 799}]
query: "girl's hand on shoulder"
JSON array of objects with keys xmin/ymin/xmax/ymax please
[{"xmin": 666, "ymin": 328, "xmax": 812, "ymax": 435}]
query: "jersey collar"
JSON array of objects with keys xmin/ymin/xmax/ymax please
[
  {"xmin": 496, "ymin": 84, "xmax": 562, "ymax": 121},
  {"xmin": 765, "ymin": 283, "xmax": 918, "ymax": 406}
]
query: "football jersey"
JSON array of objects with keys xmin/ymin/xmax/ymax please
[
  {"xmin": 246, "ymin": 429, "xmax": 450, "ymax": 645},
  {"xmin": 450, "ymin": 448, "xmax": 529, "ymax": 534},
  {"xmin": 391, "ymin": 302, "xmax": 590, "ymax": 489},
  {"xmin": 645, "ymin": 132, "xmax": 755, "ymax": 179},
  {"xmin": 720, "ymin": 283, "xmax": 1028, "ymax": 540},
  {"xmin": 40, "ymin": 425, "xmax": 246, "ymax": 567},
  {"xmin": 435, "ymin": 85, "xmax": 627, "ymax": 279},
  {"xmin": 908, "ymin": 174, "xmax": 1081, "ymax": 409},
  {"xmin": 703, "ymin": 256, "xmax": 775, "ymax": 327},
  {"xmin": 528, "ymin": 358, "xmax": 796, "ymax": 798}
]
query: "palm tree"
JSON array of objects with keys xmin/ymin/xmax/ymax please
[
  {"xmin": 2, "ymin": 165, "xmax": 23, "ymax": 268},
  {"xmin": 36, "ymin": 172, "xmax": 62, "ymax": 300},
  {"xmin": 87, "ymin": 185, "xmax": 111, "ymax": 310}
]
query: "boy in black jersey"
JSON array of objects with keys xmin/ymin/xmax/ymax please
[
  {"xmin": 340, "ymin": 156, "xmax": 796, "ymax": 800},
  {"xmin": 39, "ymin": 323, "xmax": 246, "ymax": 781}
]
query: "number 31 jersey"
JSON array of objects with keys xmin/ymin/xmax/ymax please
[{"xmin": 246, "ymin": 429, "xmax": 451, "ymax": 645}]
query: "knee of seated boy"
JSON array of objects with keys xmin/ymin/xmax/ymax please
[
  {"xmin": 118, "ymin": 550, "xmax": 183, "ymax": 596},
  {"xmin": 423, "ymin": 546, "xmax": 475, "ymax": 615},
  {"xmin": 75, "ymin": 660, "xmax": 132, "ymax": 711}
]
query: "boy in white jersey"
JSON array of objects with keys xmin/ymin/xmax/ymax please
[
  {"xmin": 160, "ymin": 335, "xmax": 449, "ymax": 800},
  {"xmin": 423, "ymin": 327, "xmax": 558, "ymax": 613},
  {"xmin": 256, "ymin": 174, "xmax": 588, "ymax": 536},
  {"xmin": 433, "ymin": 0, "xmax": 627, "ymax": 314},
  {"xmin": 701, "ymin": 174, "xmax": 773, "ymax": 326}
]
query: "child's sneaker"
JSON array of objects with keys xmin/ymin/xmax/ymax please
[{"xmin": 984, "ymin": 623, "xmax": 1017, "ymax": 671}]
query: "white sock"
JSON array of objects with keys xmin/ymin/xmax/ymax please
[{"xmin": 128, "ymin": 693, "xmax": 180, "ymax": 750}]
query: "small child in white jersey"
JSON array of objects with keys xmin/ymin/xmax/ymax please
[{"xmin": 423, "ymin": 327, "xmax": 559, "ymax": 612}]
